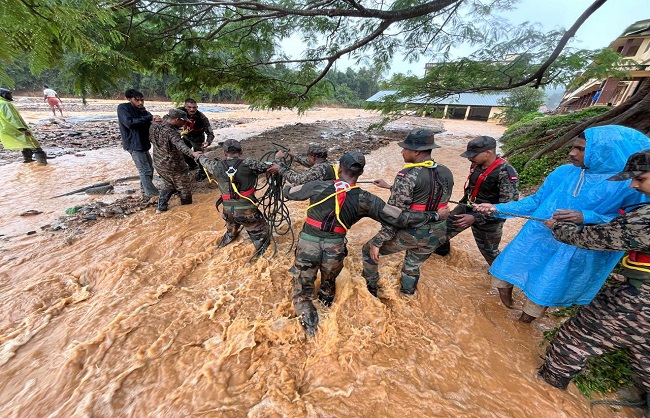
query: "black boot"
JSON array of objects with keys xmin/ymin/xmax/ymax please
[
  {"xmin": 250, "ymin": 235, "xmax": 270, "ymax": 259},
  {"xmin": 179, "ymin": 192, "xmax": 192, "ymax": 205},
  {"xmin": 294, "ymin": 299, "xmax": 319, "ymax": 337},
  {"xmin": 218, "ymin": 226, "xmax": 241, "ymax": 248},
  {"xmin": 317, "ymin": 289, "xmax": 335, "ymax": 307},
  {"xmin": 156, "ymin": 190, "xmax": 173, "ymax": 213},
  {"xmin": 33, "ymin": 148, "xmax": 47, "ymax": 165},
  {"xmin": 366, "ymin": 281, "xmax": 378, "ymax": 298},
  {"xmin": 21, "ymin": 149, "xmax": 34, "ymax": 163},
  {"xmin": 434, "ymin": 241, "xmax": 451, "ymax": 256}
]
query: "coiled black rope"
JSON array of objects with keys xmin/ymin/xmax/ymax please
[{"xmin": 255, "ymin": 147, "xmax": 296, "ymax": 258}]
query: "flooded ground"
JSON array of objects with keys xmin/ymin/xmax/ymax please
[{"xmin": 0, "ymin": 101, "xmax": 641, "ymax": 417}]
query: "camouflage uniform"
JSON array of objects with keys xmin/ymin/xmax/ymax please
[
  {"xmin": 198, "ymin": 152, "xmax": 270, "ymax": 251},
  {"xmin": 362, "ymin": 161, "xmax": 454, "ymax": 295},
  {"xmin": 278, "ymin": 159, "xmax": 336, "ymax": 185},
  {"xmin": 150, "ymin": 121, "xmax": 196, "ymax": 198},
  {"xmin": 444, "ymin": 159, "xmax": 519, "ymax": 264},
  {"xmin": 285, "ymin": 159, "xmax": 439, "ymax": 335},
  {"xmin": 538, "ymin": 202, "xmax": 650, "ymax": 391},
  {"xmin": 276, "ymin": 144, "xmax": 336, "ymax": 185}
]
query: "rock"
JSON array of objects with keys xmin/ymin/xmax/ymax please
[{"xmin": 19, "ymin": 210, "xmax": 43, "ymax": 216}]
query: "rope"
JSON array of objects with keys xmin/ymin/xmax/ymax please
[
  {"xmin": 448, "ymin": 200, "xmax": 548, "ymax": 222},
  {"xmin": 256, "ymin": 148, "xmax": 295, "ymax": 258}
]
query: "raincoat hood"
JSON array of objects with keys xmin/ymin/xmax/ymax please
[{"xmin": 584, "ymin": 125, "xmax": 650, "ymax": 174}]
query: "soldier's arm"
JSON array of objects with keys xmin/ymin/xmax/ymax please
[
  {"xmin": 551, "ymin": 208, "xmax": 650, "ymax": 251},
  {"xmin": 243, "ymin": 157, "xmax": 271, "ymax": 174},
  {"xmin": 498, "ymin": 164, "xmax": 520, "ymax": 203},
  {"xmin": 201, "ymin": 113, "xmax": 214, "ymax": 144},
  {"xmin": 359, "ymin": 191, "xmax": 438, "ymax": 242},
  {"xmin": 170, "ymin": 131, "xmax": 197, "ymax": 158},
  {"xmin": 294, "ymin": 154, "xmax": 312, "ymax": 167},
  {"xmin": 198, "ymin": 155, "xmax": 223, "ymax": 172},
  {"xmin": 280, "ymin": 165, "xmax": 326, "ymax": 185},
  {"xmin": 283, "ymin": 181, "xmax": 328, "ymax": 201},
  {"xmin": 371, "ymin": 173, "xmax": 416, "ymax": 245}
]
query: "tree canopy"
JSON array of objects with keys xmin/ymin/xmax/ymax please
[{"xmin": 2, "ymin": 0, "xmax": 614, "ymax": 111}]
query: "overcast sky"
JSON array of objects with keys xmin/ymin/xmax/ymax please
[{"xmin": 386, "ymin": 0, "xmax": 650, "ymax": 75}]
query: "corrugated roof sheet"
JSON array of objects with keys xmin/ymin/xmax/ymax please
[{"xmin": 366, "ymin": 90, "xmax": 509, "ymax": 107}]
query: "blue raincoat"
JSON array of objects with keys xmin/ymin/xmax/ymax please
[{"xmin": 489, "ymin": 125, "xmax": 650, "ymax": 307}]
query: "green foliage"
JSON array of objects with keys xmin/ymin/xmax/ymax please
[
  {"xmin": 501, "ymin": 106, "xmax": 611, "ymax": 186},
  {"xmin": 0, "ymin": 0, "xmax": 609, "ymax": 112},
  {"xmin": 496, "ymin": 87, "xmax": 545, "ymax": 125}
]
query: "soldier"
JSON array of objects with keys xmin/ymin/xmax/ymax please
[
  {"xmin": 267, "ymin": 144, "xmax": 336, "ymax": 184},
  {"xmin": 285, "ymin": 152, "xmax": 445, "ymax": 336},
  {"xmin": 361, "ymin": 129, "xmax": 454, "ymax": 296},
  {"xmin": 198, "ymin": 139, "xmax": 271, "ymax": 255},
  {"xmin": 537, "ymin": 150, "xmax": 650, "ymax": 413},
  {"xmin": 178, "ymin": 98, "xmax": 214, "ymax": 180},
  {"xmin": 0, "ymin": 88, "xmax": 48, "ymax": 165},
  {"xmin": 437, "ymin": 136, "xmax": 519, "ymax": 307},
  {"xmin": 150, "ymin": 109, "xmax": 202, "ymax": 213}
]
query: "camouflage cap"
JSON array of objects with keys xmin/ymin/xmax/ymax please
[
  {"xmin": 398, "ymin": 129, "xmax": 441, "ymax": 151},
  {"xmin": 607, "ymin": 149, "xmax": 650, "ymax": 181},
  {"xmin": 222, "ymin": 138, "xmax": 242, "ymax": 152},
  {"xmin": 460, "ymin": 136, "xmax": 497, "ymax": 158},
  {"xmin": 307, "ymin": 144, "xmax": 328, "ymax": 157},
  {"xmin": 0, "ymin": 88, "xmax": 13, "ymax": 101},
  {"xmin": 165, "ymin": 108, "xmax": 189, "ymax": 122},
  {"xmin": 339, "ymin": 152, "xmax": 366, "ymax": 171}
]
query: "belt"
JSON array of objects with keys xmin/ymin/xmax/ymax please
[
  {"xmin": 305, "ymin": 217, "xmax": 346, "ymax": 234},
  {"xmin": 222, "ymin": 187, "xmax": 255, "ymax": 200},
  {"xmin": 410, "ymin": 202, "xmax": 448, "ymax": 211},
  {"xmin": 299, "ymin": 231, "xmax": 346, "ymax": 243}
]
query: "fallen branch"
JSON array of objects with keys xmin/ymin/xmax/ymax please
[{"xmin": 51, "ymin": 176, "xmax": 140, "ymax": 198}]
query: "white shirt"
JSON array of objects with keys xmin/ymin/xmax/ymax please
[{"xmin": 43, "ymin": 88, "xmax": 57, "ymax": 97}]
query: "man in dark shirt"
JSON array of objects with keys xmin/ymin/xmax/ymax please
[
  {"xmin": 285, "ymin": 152, "xmax": 444, "ymax": 336},
  {"xmin": 178, "ymin": 98, "xmax": 214, "ymax": 179},
  {"xmin": 117, "ymin": 89, "xmax": 159, "ymax": 199}
]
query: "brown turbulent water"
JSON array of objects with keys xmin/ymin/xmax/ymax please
[{"xmin": 0, "ymin": 136, "xmax": 638, "ymax": 417}]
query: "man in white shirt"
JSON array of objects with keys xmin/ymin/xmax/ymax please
[{"xmin": 43, "ymin": 85, "xmax": 63, "ymax": 117}]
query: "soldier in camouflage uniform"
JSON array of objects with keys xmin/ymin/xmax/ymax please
[
  {"xmin": 198, "ymin": 139, "xmax": 271, "ymax": 255},
  {"xmin": 268, "ymin": 144, "xmax": 336, "ymax": 184},
  {"xmin": 362, "ymin": 129, "xmax": 454, "ymax": 296},
  {"xmin": 285, "ymin": 152, "xmax": 444, "ymax": 336},
  {"xmin": 150, "ymin": 109, "xmax": 202, "ymax": 213},
  {"xmin": 436, "ymin": 136, "xmax": 519, "ymax": 307},
  {"xmin": 538, "ymin": 150, "xmax": 650, "ymax": 410}
]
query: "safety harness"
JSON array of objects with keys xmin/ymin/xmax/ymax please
[
  {"xmin": 403, "ymin": 160, "xmax": 447, "ymax": 212},
  {"xmin": 305, "ymin": 180, "xmax": 359, "ymax": 234},
  {"xmin": 622, "ymin": 252, "xmax": 650, "ymax": 274},
  {"xmin": 464, "ymin": 157, "xmax": 505, "ymax": 202},
  {"xmin": 221, "ymin": 160, "xmax": 256, "ymax": 204}
]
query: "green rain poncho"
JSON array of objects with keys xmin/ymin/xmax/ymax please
[{"xmin": 0, "ymin": 97, "xmax": 40, "ymax": 150}]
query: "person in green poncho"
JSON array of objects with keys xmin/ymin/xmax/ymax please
[{"xmin": 0, "ymin": 88, "xmax": 47, "ymax": 165}]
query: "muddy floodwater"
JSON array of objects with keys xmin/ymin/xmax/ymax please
[{"xmin": 0, "ymin": 104, "xmax": 640, "ymax": 417}]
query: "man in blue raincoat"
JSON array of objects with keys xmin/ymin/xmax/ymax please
[{"xmin": 474, "ymin": 126, "xmax": 650, "ymax": 323}]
